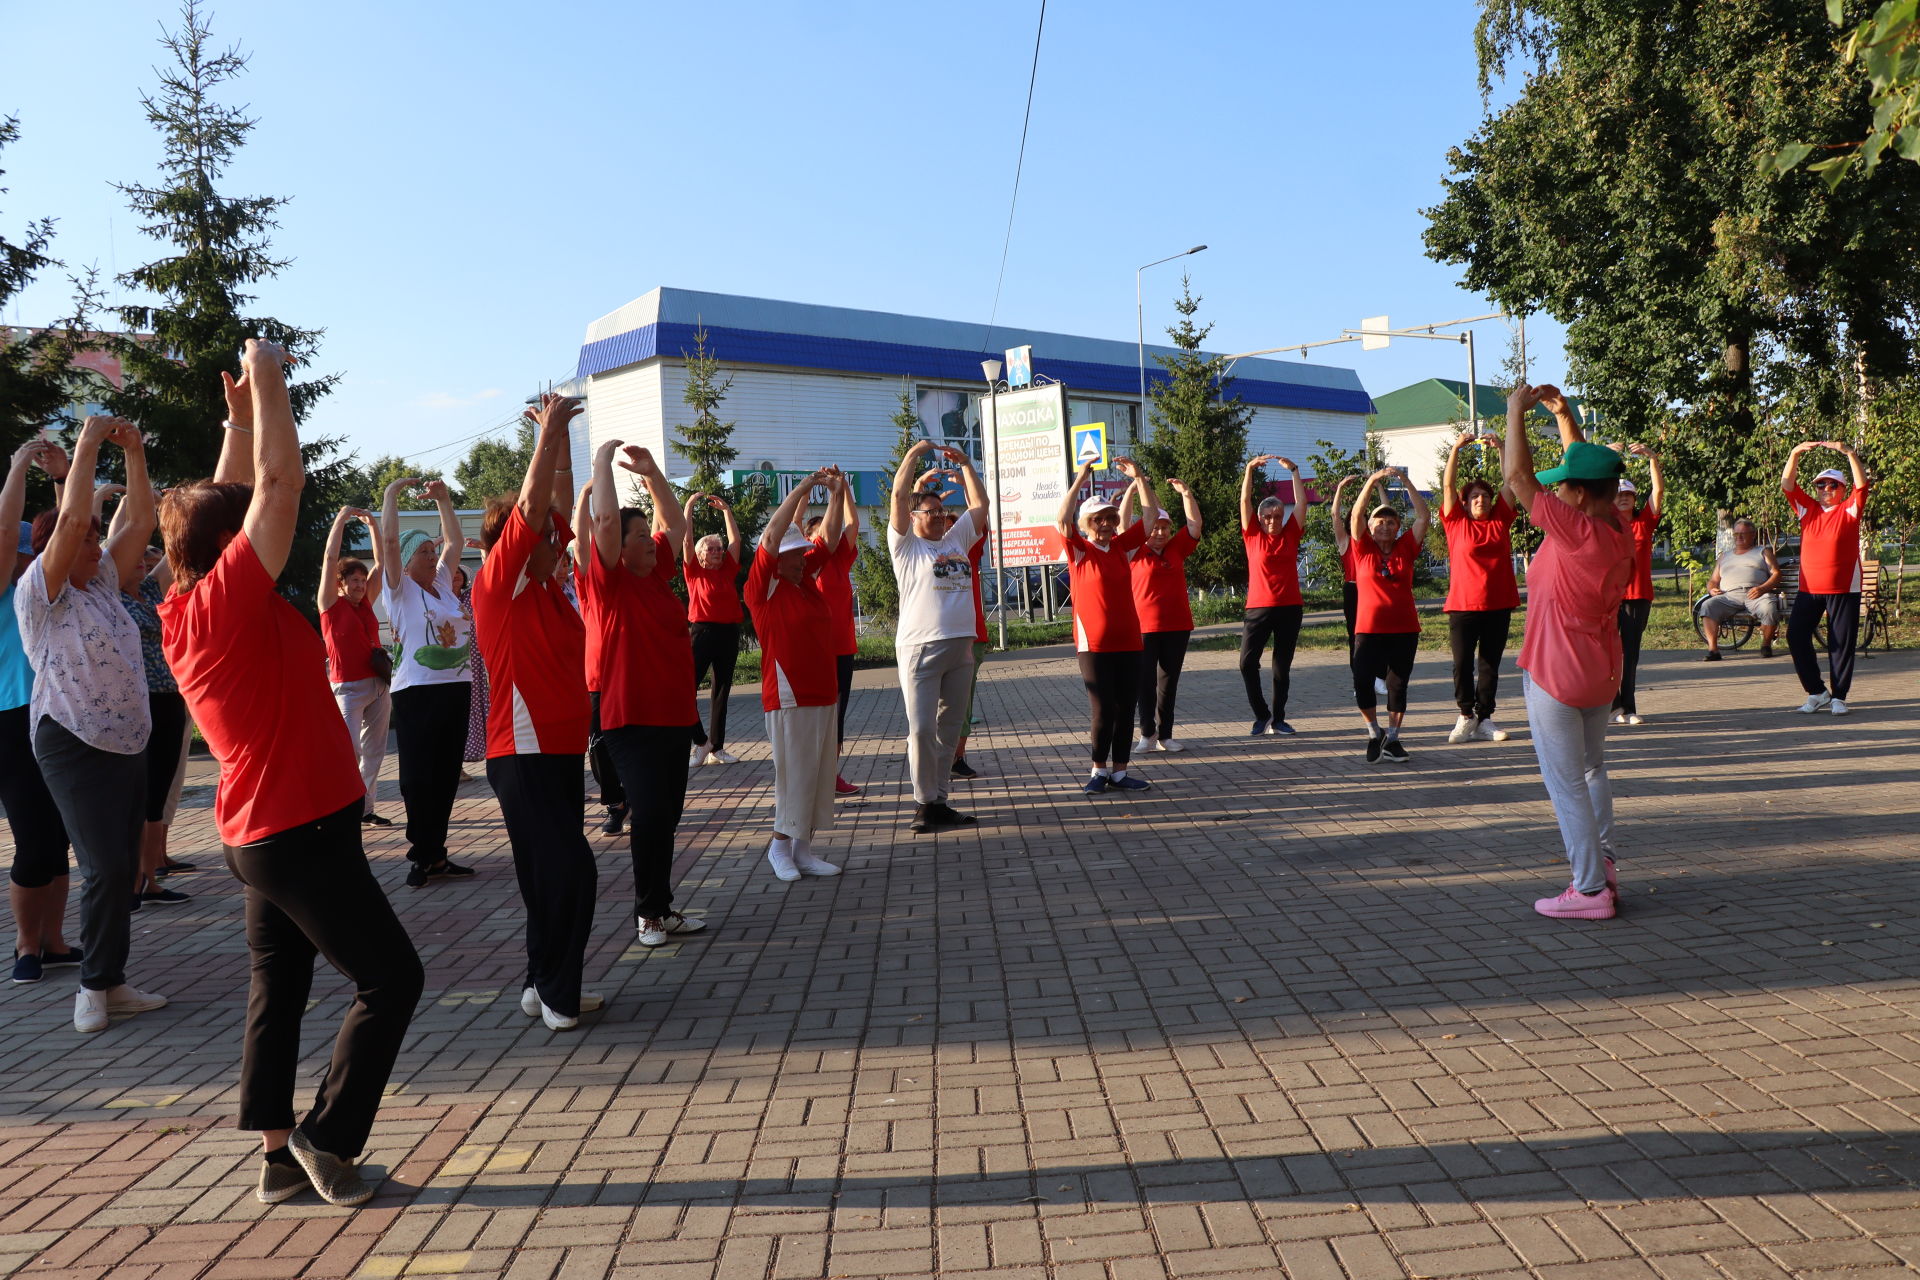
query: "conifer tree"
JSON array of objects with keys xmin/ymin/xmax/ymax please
[
  {"xmin": 850, "ymin": 386, "xmax": 925, "ymax": 624},
  {"xmin": 667, "ymin": 327, "xmax": 768, "ymax": 542}
]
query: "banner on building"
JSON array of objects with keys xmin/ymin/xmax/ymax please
[{"xmin": 982, "ymin": 382, "xmax": 1070, "ymax": 567}]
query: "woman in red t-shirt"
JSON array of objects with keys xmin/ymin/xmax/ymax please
[
  {"xmin": 1238, "ymin": 455, "xmax": 1307, "ymax": 736},
  {"xmin": 804, "ymin": 480, "xmax": 862, "ymax": 795},
  {"xmin": 1057, "ymin": 457, "xmax": 1157, "ymax": 794},
  {"xmin": 746, "ymin": 469, "xmax": 847, "ymax": 881},
  {"xmin": 585, "ymin": 438, "xmax": 708, "ymax": 950},
  {"xmin": 681, "ymin": 492, "xmax": 744, "ymax": 767},
  {"xmin": 1328, "ymin": 473, "xmax": 1360, "ymax": 650},
  {"xmin": 1439, "ymin": 432, "xmax": 1520, "ymax": 745},
  {"xmin": 1347, "ymin": 467, "xmax": 1430, "ymax": 763},
  {"xmin": 1131, "ymin": 478, "xmax": 1201, "ymax": 753},
  {"xmin": 318, "ymin": 506, "xmax": 391, "ymax": 827},
  {"xmin": 1608, "ymin": 442, "xmax": 1664, "ymax": 725},
  {"xmin": 159, "ymin": 341, "xmax": 421, "ymax": 1208}
]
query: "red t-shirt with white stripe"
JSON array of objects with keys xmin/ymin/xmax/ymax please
[
  {"xmin": 585, "ymin": 532, "xmax": 697, "ymax": 730},
  {"xmin": 1066, "ymin": 522, "xmax": 1146, "ymax": 653},
  {"xmin": 745, "ymin": 544, "xmax": 838, "ymax": 711},
  {"xmin": 1788, "ymin": 483, "xmax": 1868, "ymax": 594},
  {"xmin": 572, "ymin": 562, "xmax": 602, "ymax": 692},
  {"xmin": 808, "ymin": 534, "xmax": 859, "ymax": 657},
  {"xmin": 1131, "ymin": 526, "xmax": 1198, "ymax": 632},
  {"xmin": 471, "ymin": 507, "xmax": 590, "ymax": 757}
]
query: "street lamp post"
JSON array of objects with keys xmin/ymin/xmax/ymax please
[
  {"xmin": 981, "ymin": 358, "xmax": 1008, "ymax": 650},
  {"xmin": 1136, "ymin": 245, "xmax": 1207, "ymax": 447}
]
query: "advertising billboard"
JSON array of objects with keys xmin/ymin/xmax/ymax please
[{"xmin": 982, "ymin": 382, "xmax": 1070, "ymax": 567}]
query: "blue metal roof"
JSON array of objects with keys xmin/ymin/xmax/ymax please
[{"xmin": 578, "ymin": 288, "xmax": 1376, "ymax": 416}]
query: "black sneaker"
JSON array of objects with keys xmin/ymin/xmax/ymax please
[
  {"xmin": 159, "ymin": 857, "xmax": 197, "ymax": 872},
  {"xmin": 429, "ymin": 859, "xmax": 475, "ymax": 879},
  {"xmin": 1365, "ymin": 734, "xmax": 1384, "ymax": 764},
  {"xmin": 911, "ymin": 803, "xmax": 978, "ymax": 833},
  {"xmin": 1382, "ymin": 737, "xmax": 1410, "ymax": 764},
  {"xmin": 360, "ymin": 812, "xmax": 392, "ymax": 827},
  {"xmin": 137, "ymin": 888, "xmax": 191, "ymax": 907},
  {"xmin": 286, "ymin": 1130, "xmax": 374, "ymax": 1208},
  {"xmin": 600, "ymin": 805, "xmax": 628, "ymax": 836},
  {"xmin": 950, "ymin": 758, "xmax": 978, "ymax": 779},
  {"xmin": 11, "ymin": 952, "xmax": 42, "ymax": 985},
  {"xmin": 41, "ymin": 947, "xmax": 81, "ymax": 969},
  {"xmin": 405, "ymin": 862, "xmax": 432, "ymax": 889}
]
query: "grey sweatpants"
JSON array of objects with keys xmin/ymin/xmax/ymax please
[
  {"xmin": 32, "ymin": 716, "xmax": 145, "ymax": 991},
  {"xmin": 897, "ymin": 635, "xmax": 975, "ymax": 804},
  {"xmin": 1522, "ymin": 674, "xmax": 1614, "ymax": 894}
]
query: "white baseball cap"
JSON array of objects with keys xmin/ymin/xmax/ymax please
[
  {"xmin": 1813, "ymin": 468, "xmax": 1849, "ymax": 486},
  {"xmin": 1616, "ymin": 477, "xmax": 1637, "ymax": 494},
  {"xmin": 1082, "ymin": 500, "xmax": 1118, "ymax": 517},
  {"xmin": 763, "ymin": 526, "xmax": 812, "ymax": 553}
]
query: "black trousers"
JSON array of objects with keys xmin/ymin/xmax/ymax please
[
  {"xmin": 224, "ymin": 801, "xmax": 422, "ymax": 1160},
  {"xmin": 1137, "ymin": 630, "xmax": 1192, "ymax": 739},
  {"xmin": 588, "ymin": 691, "xmax": 625, "ymax": 809},
  {"xmin": 143, "ymin": 691, "xmax": 188, "ymax": 823},
  {"xmin": 690, "ymin": 622, "xmax": 739, "ymax": 752},
  {"xmin": 485, "ymin": 754, "xmax": 597, "ymax": 1018},
  {"xmin": 1611, "ymin": 599, "xmax": 1651, "ymax": 715},
  {"xmin": 1078, "ymin": 650, "xmax": 1140, "ymax": 768},
  {"xmin": 1446, "ymin": 609, "xmax": 1512, "ymax": 719},
  {"xmin": 0, "ymin": 704, "xmax": 69, "ymax": 888},
  {"xmin": 1352, "ymin": 632, "xmax": 1417, "ymax": 715},
  {"xmin": 1789, "ymin": 590, "xmax": 1860, "ymax": 700},
  {"xmin": 1239, "ymin": 606, "xmax": 1304, "ymax": 723},
  {"xmin": 1342, "ymin": 582, "xmax": 1358, "ymax": 650},
  {"xmin": 834, "ymin": 653, "xmax": 855, "ymax": 747},
  {"xmin": 391, "ymin": 682, "xmax": 470, "ymax": 866},
  {"xmin": 600, "ymin": 724, "xmax": 693, "ymax": 921}
]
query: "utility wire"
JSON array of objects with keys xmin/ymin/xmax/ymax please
[{"xmin": 982, "ymin": 0, "xmax": 1047, "ymax": 353}]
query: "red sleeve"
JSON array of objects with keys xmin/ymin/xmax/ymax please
[
  {"xmin": 479, "ymin": 505, "xmax": 536, "ymax": 596},
  {"xmin": 746, "ymin": 544, "xmax": 776, "ymax": 603},
  {"xmin": 1171, "ymin": 526, "xmax": 1199, "ymax": 556},
  {"xmin": 1397, "ymin": 532, "xmax": 1421, "ymax": 559},
  {"xmin": 1786, "ymin": 487, "xmax": 1816, "ymax": 521},
  {"xmin": 650, "ymin": 532, "xmax": 676, "ymax": 583},
  {"xmin": 1114, "ymin": 523, "xmax": 1147, "ymax": 553}
]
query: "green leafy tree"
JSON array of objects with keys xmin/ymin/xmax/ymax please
[
  {"xmin": 339, "ymin": 456, "xmax": 452, "ymax": 511},
  {"xmin": 1774, "ymin": 1, "xmax": 1920, "ymax": 184},
  {"xmin": 1424, "ymin": 0, "xmax": 1920, "ymax": 558},
  {"xmin": 454, "ymin": 416, "xmax": 535, "ymax": 505},
  {"xmin": 1298, "ymin": 436, "xmax": 1375, "ymax": 595},
  {"xmin": 1133, "ymin": 277, "xmax": 1254, "ymax": 591},
  {"xmin": 850, "ymin": 386, "xmax": 926, "ymax": 625},
  {"xmin": 666, "ymin": 326, "xmax": 769, "ymax": 543}
]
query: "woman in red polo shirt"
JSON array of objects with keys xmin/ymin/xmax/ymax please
[
  {"xmin": 681, "ymin": 493, "xmax": 744, "ymax": 767},
  {"xmin": 805, "ymin": 480, "xmax": 862, "ymax": 795},
  {"xmin": 318, "ymin": 506, "xmax": 391, "ymax": 826},
  {"xmin": 747, "ymin": 469, "xmax": 847, "ymax": 881},
  {"xmin": 1057, "ymin": 456, "xmax": 1158, "ymax": 794},
  {"xmin": 1347, "ymin": 467, "xmax": 1430, "ymax": 764},
  {"xmin": 1238, "ymin": 455, "xmax": 1306, "ymax": 736},
  {"xmin": 1439, "ymin": 432, "xmax": 1519, "ymax": 745},
  {"xmin": 470, "ymin": 394, "xmax": 599, "ymax": 1032},
  {"xmin": 585, "ymin": 438, "xmax": 709, "ymax": 949},
  {"xmin": 1782, "ymin": 439, "xmax": 1869, "ymax": 715},
  {"xmin": 1131, "ymin": 478, "xmax": 1201, "ymax": 753},
  {"xmin": 160, "ymin": 341, "xmax": 422, "ymax": 1208},
  {"xmin": 1328, "ymin": 473, "xmax": 1360, "ymax": 650},
  {"xmin": 1608, "ymin": 441, "xmax": 1664, "ymax": 725}
]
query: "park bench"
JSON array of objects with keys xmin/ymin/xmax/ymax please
[{"xmin": 1691, "ymin": 556, "xmax": 1888, "ymax": 653}]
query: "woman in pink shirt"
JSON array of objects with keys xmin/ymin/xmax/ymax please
[{"xmin": 1504, "ymin": 383, "xmax": 1634, "ymax": 921}]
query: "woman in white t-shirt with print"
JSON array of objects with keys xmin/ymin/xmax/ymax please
[{"xmin": 378, "ymin": 477, "xmax": 475, "ymax": 889}]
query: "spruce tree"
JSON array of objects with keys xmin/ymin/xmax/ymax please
[
  {"xmin": 1133, "ymin": 277, "xmax": 1253, "ymax": 591},
  {"xmin": 849, "ymin": 386, "xmax": 925, "ymax": 625},
  {"xmin": 667, "ymin": 326, "xmax": 768, "ymax": 542}
]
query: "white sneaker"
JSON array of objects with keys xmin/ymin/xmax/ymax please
[
  {"xmin": 708, "ymin": 749, "xmax": 739, "ymax": 765},
  {"xmin": 1625, "ymin": 714, "xmax": 1643, "ymax": 726},
  {"xmin": 542, "ymin": 1004, "xmax": 577, "ymax": 1031},
  {"xmin": 791, "ymin": 841, "xmax": 841, "ymax": 877},
  {"xmin": 1830, "ymin": 699, "xmax": 1851, "ymax": 715},
  {"xmin": 1158, "ymin": 738, "xmax": 1185, "ymax": 752},
  {"xmin": 637, "ymin": 912, "xmax": 708, "ymax": 946},
  {"xmin": 1609, "ymin": 711, "xmax": 1628, "ymax": 725},
  {"xmin": 1448, "ymin": 715, "xmax": 1477, "ymax": 744},
  {"xmin": 520, "ymin": 987, "xmax": 603, "ymax": 1016},
  {"xmin": 766, "ymin": 841, "xmax": 801, "ymax": 881},
  {"xmin": 74, "ymin": 989, "xmax": 107, "ymax": 1034},
  {"xmin": 1796, "ymin": 693, "xmax": 1833, "ymax": 713},
  {"xmin": 102, "ymin": 984, "xmax": 168, "ymax": 1014},
  {"xmin": 1133, "ymin": 736, "xmax": 1157, "ymax": 753},
  {"xmin": 1474, "ymin": 718, "xmax": 1510, "ymax": 742},
  {"xmin": 689, "ymin": 745, "xmax": 708, "ymax": 767},
  {"xmin": 1374, "ymin": 678, "xmax": 1388, "ymax": 697}
]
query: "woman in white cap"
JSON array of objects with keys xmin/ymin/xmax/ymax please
[
  {"xmin": 1438, "ymin": 431, "xmax": 1518, "ymax": 744},
  {"xmin": 1608, "ymin": 443, "xmax": 1664, "ymax": 725},
  {"xmin": 1057, "ymin": 456, "xmax": 1157, "ymax": 793},
  {"xmin": 1346, "ymin": 468, "xmax": 1429, "ymax": 762},
  {"xmin": 378, "ymin": 476, "xmax": 475, "ymax": 887},
  {"xmin": 1503, "ymin": 383, "xmax": 1634, "ymax": 921},
  {"xmin": 746, "ymin": 469, "xmax": 847, "ymax": 881},
  {"xmin": 1781, "ymin": 440, "xmax": 1869, "ymax": 714},
  {"xmin": 1131, "ymin": 478, "xmax": 1202, "ymax": 753}
]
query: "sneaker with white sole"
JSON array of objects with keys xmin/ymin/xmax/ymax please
[
  {"xmin": 791, "ymin": 843, "xmax": 842, "ymax": 876},
  {"xmin": 1609, "ymin": 711, "xmax": 1628, "ymax": 725},
  {"xmin": 520, "ymin": 986, "xmax": 603, "ymax": 1016},
  {"xmin": 1381, "ymin": 737, "xmax": 1410, "ymax": 763},
  {"xmin": 103, "ymin": 985, "xmax": 168, "ymax": 1015},
  {"xmin": 1533, "ymin": 884, "xmax": 1617, "ymax": 920},
  {"xmin": 1374, "ymin": 678, "xmax": 1388, "ymax": 697},
  {"xmin": 707, "ymin": 749, "xmax": 739, "ymax": 765},
  {"xmin": 74, "ymin": 990, "xmax": 107, "ymax": 1034},
  {"xmin": 1134, "ymin": 736, "xmax": 1158, "ymax": 753},
  {"xmin": 638, "ymin": 912, "xmax": 708, "ymax": 945},
  {"xmin": 1448, "ymin": 715, "xmax": 1477, "ymax": 744},
  {"xmin": 1474, "ymin": 718, "xmax": 1510, "ymax": 742},
  {"xmin": 1158, "ymin": 738, "xmax": 1185, "ymax": 752},
  {"xmin": 766, "ymin": 841, "xmax": 801, "ymax": 881},
  {"xmin": 286, "ymin": 1129, "xmax": 374, "ymax": 1208},
  {"xmin": 1625, "ymin": 714, "xmax": 1644, "ymax": 725},
  {"xmin": 1796, "ymin": 692, "xmax": 1833, "ymax": 713},
  {"xmin": 1830, "ymin": 699, "xmax": 1851, "ymax": 715},
  {"xmin": 688, "ymin": 745, "xmax": 708, "ymax": 767}
]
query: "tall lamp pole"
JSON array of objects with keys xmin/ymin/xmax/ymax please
[
  {"xmin": 981, "ymin": 358, "xmax": 1008, "ymax": 650},
  {"xmin": 1136, "ymin": 245, "xmax": 1207, "ymax": 446}
]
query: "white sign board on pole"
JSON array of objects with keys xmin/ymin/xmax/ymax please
[
  {"xmin": 983, "ymin": 382, "xmax": 1070, "ymax": 567},
  {"xmin": 1361, "ymin": 315, "xmax": 1391, "ymax": 350}
]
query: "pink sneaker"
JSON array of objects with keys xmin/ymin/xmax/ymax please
[{"xmin": 1534, "ymin": 885, "xmax": 1616, "ymax": 920}]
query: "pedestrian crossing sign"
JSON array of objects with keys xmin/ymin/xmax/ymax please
[{"xmin": 1073, "ymin": 423, "xmax": 1108, "ymax": 470}]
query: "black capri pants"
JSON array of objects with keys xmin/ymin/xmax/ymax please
[
  {"xmin": 0, "ymin": 703, "xmax": 69, "ymax": 887},
  {"xmin": 390, "ymin": 681, "xmax": 471, "ymax": 867},
  {"xmin": 1137, "ymin": 630, "xmax": 1192, "ymax": 740},
  {"xmin": 1352, "ymin": 632, "xmax": 1418, "ymax": 716},
  {"xmin": 143, "ymin": 691, "xmax": 189, "ymax": 824},
  {"xmin": 1078, "ymin": 650, "xmax": 1140, "ymax": 769}
]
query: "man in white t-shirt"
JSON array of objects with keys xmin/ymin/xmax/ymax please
[{"xmin": 888, "ymin": 439, "xmax": 989, "ymax": 834}]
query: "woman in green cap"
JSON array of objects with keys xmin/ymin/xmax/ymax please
[{"xmin": 1503, "ymin": 383, "xmax": 1634, "ymax": 922}]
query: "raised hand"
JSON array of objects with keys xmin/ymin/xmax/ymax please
[
  {"xmin": 707, "ymin": 495, "xmax": 731, "ymax": 511},
  {"xmin": 1535, "ymin": 384, "xmax": 1569, "ymax": 415},
  {"xmin": 103, "ymin": 420, "xmax": 144, "ymax": 452},
  {"xmin": 1508, "ymin": 382, "xmax": 1546, "ymax": 413},
  {"xmin": 29, "ymin": 439, "xmax": 69, "ymax": 480},
  {"xmin": 93, "ymin": 483, "xmax": 126, "ymax": 502},
  {"xmin": 1166, "ymin": 478, "xmax": 1192, "ymax": 496},
  {"xmin": 1274, "ymin": 455, "xmax": 1297, "ymax": 472},
  {"xmin": 1626, "ymin": 442, "xmax": 1655, "ymax": 459},
  {"xmin": 1246, "ymin": 454, "xmax": 1276, "ymax": 470},
  {"xmin": 618, "ymin": 445, "xmax": 659, "ymax": 477},
  {"xmin": 423, "ymin": 479, "xmax": 451, "ymax": 503},
  {"xmin": 242, "ymin": 337, "xmax": 290, "ymax": 371},
  {"xmin": 534, "ymin": 392, "xmax": 584, "ymax": 434},
  {"xmin": 935, "ymin": 444, "xmax": 969, "ymax": 465},
  {"xmin": 383, "ymin": 474, "xmax": 421, "ymax": 495},
  {"xmin": 1113, "ymin": 456, "xmax": 1142, "ymax": 479},
  {"xmin": 908, "ymin": 439, "xmax": 936, "ymax": 459},
  {"xmin": 464, "ymin": 537, "xmax": 483, "ymax": 550}
]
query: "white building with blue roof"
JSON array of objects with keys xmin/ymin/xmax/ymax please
[{"xmin": 572, "ymin": 287, "xmax": 1374, "ymax": 507}]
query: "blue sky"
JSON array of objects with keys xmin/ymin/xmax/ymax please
[{"xmin": 3, "ymin": 0, "xmax": 1562, "ymax": 473}]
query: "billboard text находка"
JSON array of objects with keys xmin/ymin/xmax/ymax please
[{"xmin": 984, "ymin": 382, "xmax": 1069, "ymax": 567}]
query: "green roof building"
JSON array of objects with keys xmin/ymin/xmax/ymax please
[{"xmin": 1372, "ymin": 379, "xmax": 1584, "ymax": 490}]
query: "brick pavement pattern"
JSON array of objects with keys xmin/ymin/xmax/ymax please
[{"xmin": 1, "ymin": 641, "xmax": 1918, "ymax": 1280}]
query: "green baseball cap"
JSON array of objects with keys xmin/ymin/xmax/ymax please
[{"xmin": 1535, "ymin": 441, "xmax": 1626, "ymax": 486}]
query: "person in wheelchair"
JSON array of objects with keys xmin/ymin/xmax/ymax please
[{"xmin": 1699, "ymin": 519, "xmax": 1783, "ymax": 660}]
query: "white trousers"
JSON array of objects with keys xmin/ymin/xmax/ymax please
[
  {"xmin": 1522, "ymin": 673, "xmax": 1614, "ymax": 893},
  {"xmin": 767, "ymin": 703, "xmax": 837, "ymax": 843},
  {"xmin": 333, "ymin": 677, "xmax": 392, "ymax": 816}
]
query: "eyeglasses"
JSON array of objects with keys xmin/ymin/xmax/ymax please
[{"xmin": 1813, "ymin": 480, "xmax": 1842, "ymax": 490}]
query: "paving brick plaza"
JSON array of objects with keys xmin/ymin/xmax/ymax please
[{"xmin": 2, "ymin": 638, "xmax": 1918, "ymax": 1280}]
